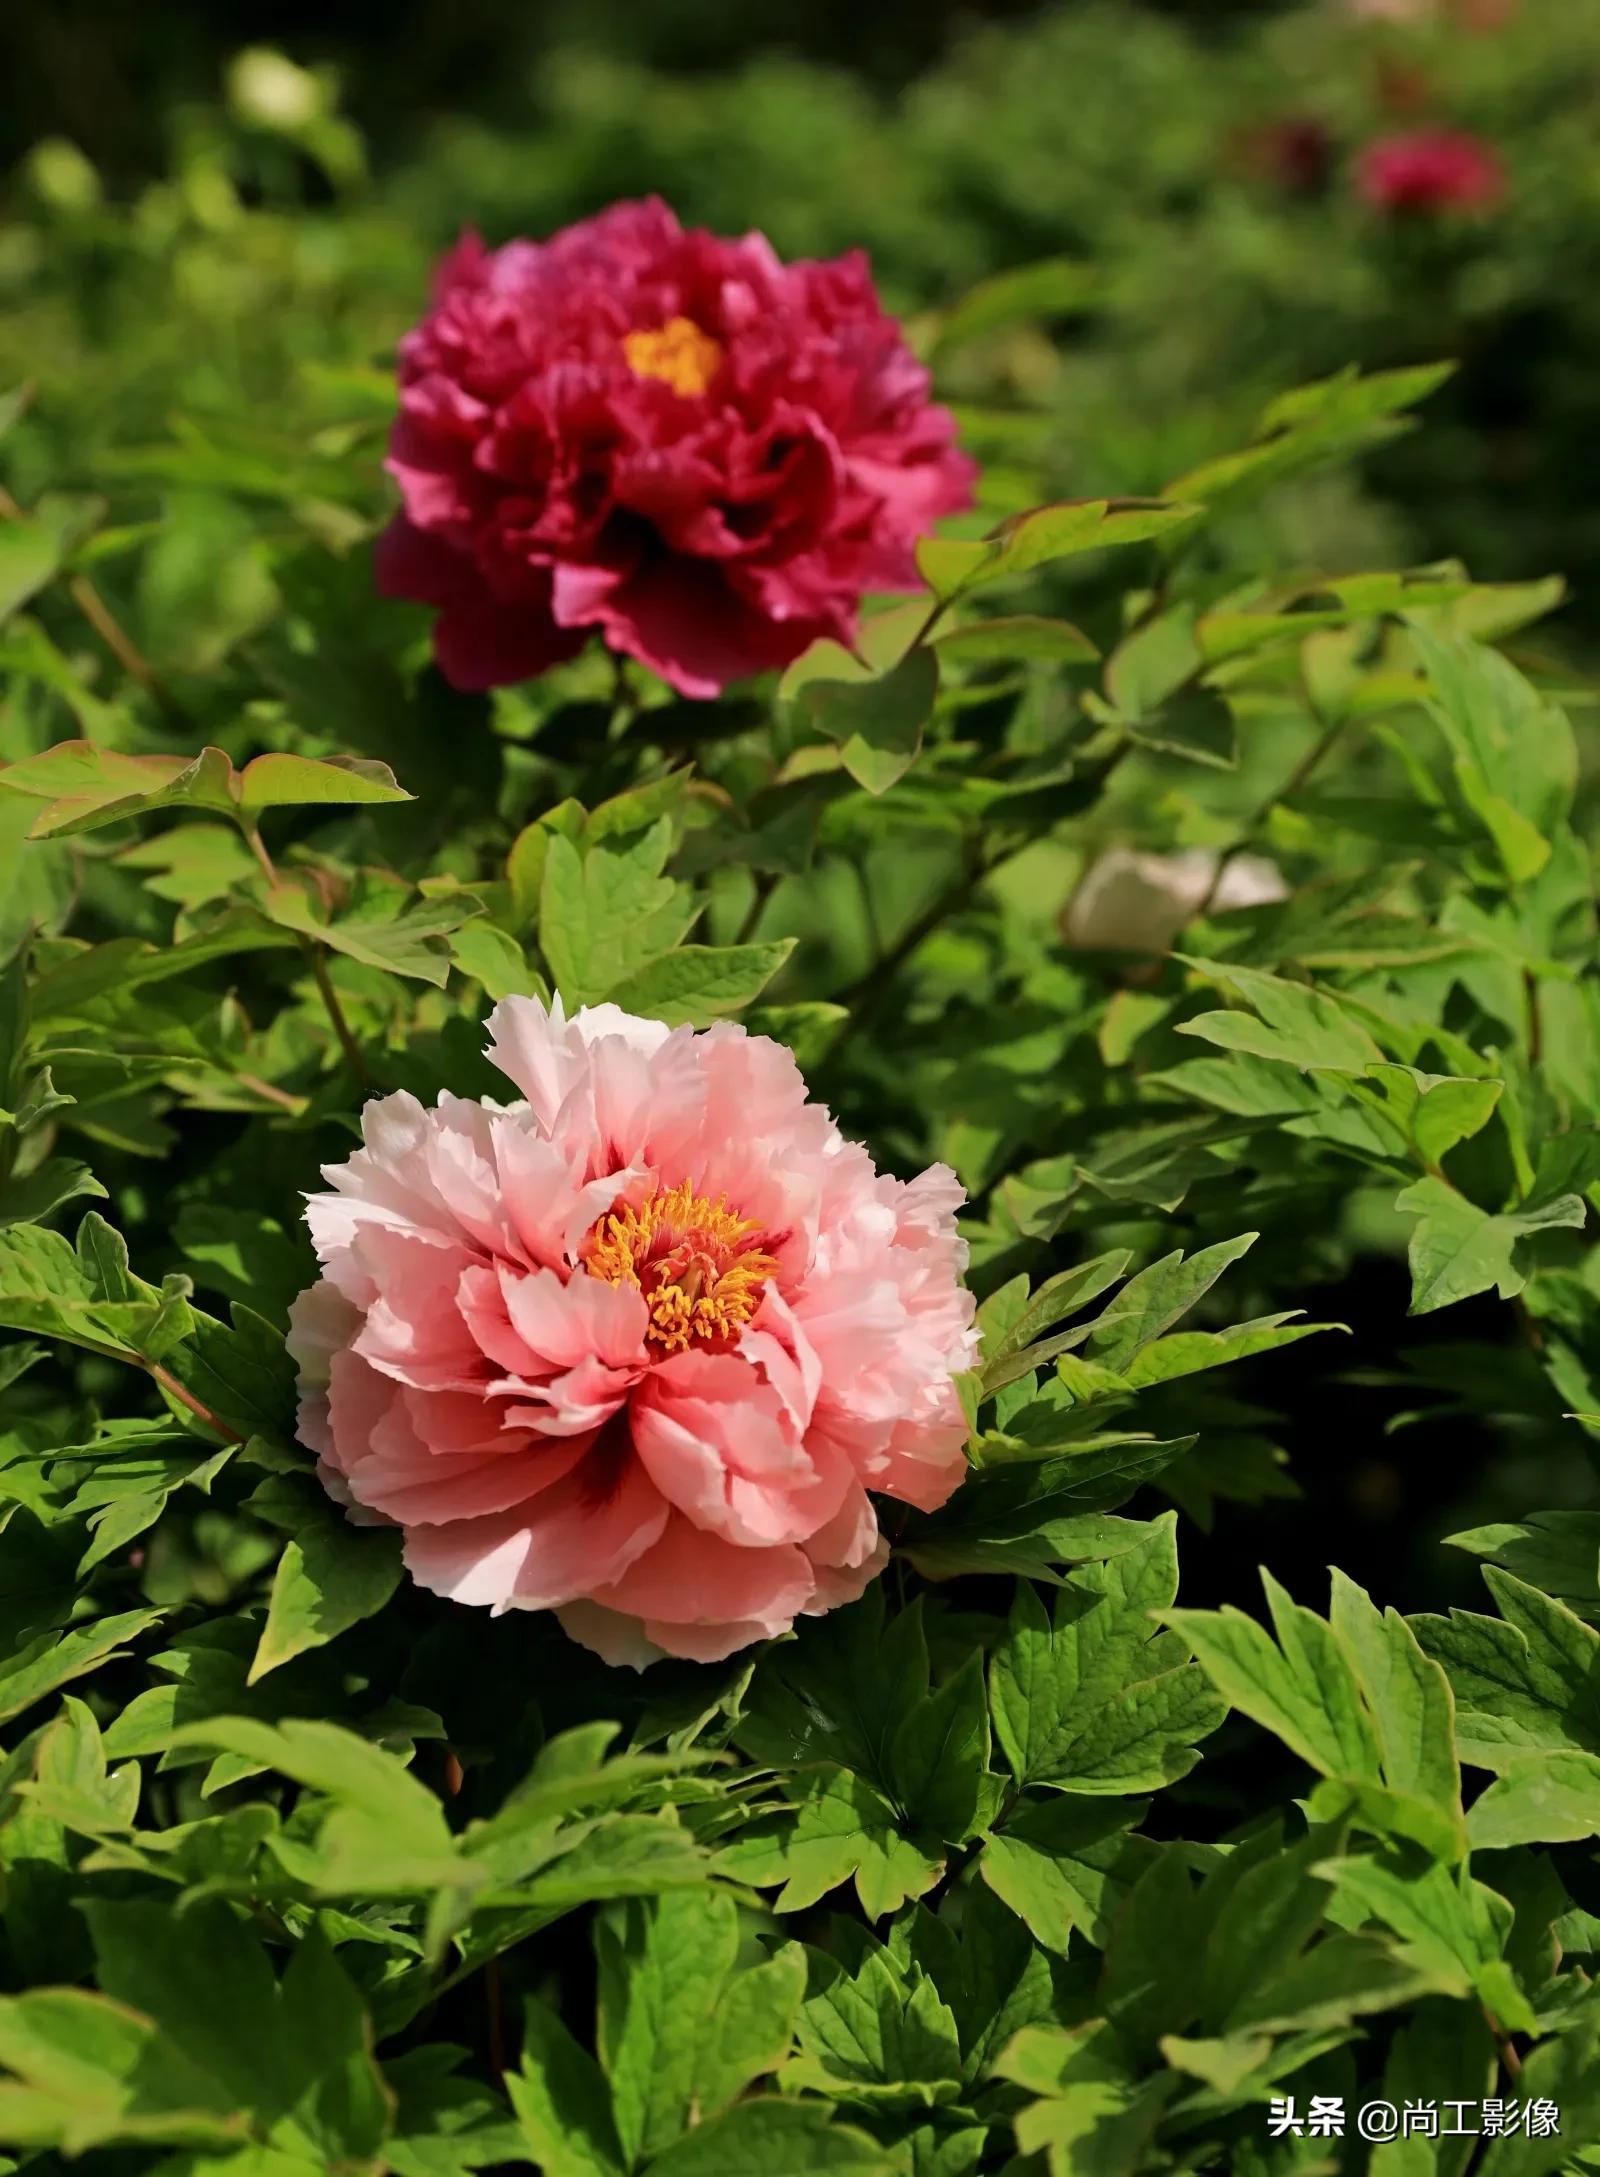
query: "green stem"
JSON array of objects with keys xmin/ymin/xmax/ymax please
[
  {"xmin": 66, "ymin": 1332, "xmax": 246, "ymax": 1447},
  {"xmin": 735, "ymin": 870, "xmax": 779, "ymax": 947},
  {"xmin": 242, "ymin": 819, "xmax": 370, "ymax": 1090},
  {"xmin": 1193, "ymin": 715, "xmax": 1348, "ymax": 921},
  {"xmin": 0, "ymin": 477, "xmax": 189, "ymax": 726},
  {"xmin": 306, "ymin": 945, "xmax": 371, "ymax": 1091}
]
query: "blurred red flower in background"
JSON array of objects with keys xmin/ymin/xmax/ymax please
[
  {"xmin": 1244, "ymin": 116, "xmax": 1337, "ymax": 196},
  {"xmin": 376, "ymin": 198, "xmax": 973, "ymax": 698},
  {"xmin": 1355, "ymin": 129, "xmax": 1505, "ymax": 214}
]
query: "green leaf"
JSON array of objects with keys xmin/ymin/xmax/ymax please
[
  {"xmin": 996, "ymin": 2019, "xmax": 1174, "ymax": 2176},
  {"xmin": 648, "ymin": 2100, "xmax": 896, "ymax": 2176},
  {"xmin": 0, "ymin": 743, "xmax": 237, "ymax": 839},
  {"xmin": 445, "ymin": 919, "xmax": 543, "ymax": 1003},
  {"xmin": 1409, "ymin": 620, "xmax": 1578, "ymax": 882},
  {"xmin": 1312, "ymin": 1853, "xmax": 1528, "ymax": 2028},
  {"xmin": 1104, "ymin": 605, "xmax": 1202, "ymax": 719},
  {"xmin": 931, "ymin": 255, "xmax": 1100, "ymax": 353},
  {"xmin": 733, "ymin": 1587, "xmax": 929, "ymax": 1787},
  {"xmin": 1124, "ymin": 688, "xmax": 1237, "ymax": 769},
  {"xmin": 934, "ymin": 614, "xmax": 1097, "ymax": 664},
  {"xmin": 84, "ymin": 1901, "xmax": 392, "ymax": 2163},
  {"xmin": 989, "ymin": 1516, "xmax": 1223, "ymax": 1793},
  {"xmin": 889, "ymin": 1650, "xmax": 990, "ymax": 1839},
  {"xmin": 1198, "ymin": 1828, "xmax": 1340, "ymax": 2036},
  {"xmin": 1355, "ymin": 1064, "xmax": 1503, "ymax": 1170},
  {"xmin": 0, "ymin": 522, "xmax": 61, "ymax": 625},
  {"xmin": 802, "ymin": 645, "xmax": 939, "ymax": 795},
  {"xmin": 735, "ymin": 1765, "xmax": 943, "ymax": 1921},
  {"xmin": 605, "ymin": 939, "xmax": 795, "ymax": 1025},
  {"xmin": 1327, "ymin": 1569, "xmax": 1465, "ymax": 1857},
  {"xmin": 0, "ymin": 1610, "xmax": 163, "ymax": 1727},
  {"xmin": 1168, "ymin": 1575, "xmax": 1389, "ymax": 1785},
  {"xmin": 695, "ymin": 1945, "xmax": 807, "ymax": 2124},
  {"xmin": 539, "ymin": 824, "xmax": 698, "ymax": 1006},
  {"xmin": 1445, "ymin": 1513, "xmax": 1600, "ymax": 1618},
  {"xmin": 0, "ymin": 1156, "xmax": 106, "ymax": 1227},
  {"xmin": 0, "ymin": 1988, "xmax": 240, "ymax": 2154},
  {"xmin": 1117, "ymin": 1312, "xmax": 1332, "ymax": 1391},
  {"xmin": 19, "ymin": 1698, "xmax": 142, "ymax": 1836},
  {"xmin": 978, "ymin": 1251, "xmax": 1132, "ymax": 1397},
  {"xmin": 506, "ymin": 2000, "xmax": 623, "ymax": 2177},
  {"xmin": 992, "ymin": 499, "xmax": 1200, "ymax": 582},
  {"xmin": 1176, "ymin": 959, "xmax": 1385, "ymax": 1072},
  {"xmin": 595, "ymin": 1888, "xmax": 738, "ymax": 2163},
  {"xmin": 248, "ymin": 1484, "xmax": 404, "ymax": 1683},
  {"xmin": 234, "ymin": 753, "xmax": 411, "ymax": 812},
  {"xmin": 1371, "ymin": 1999, "xmax": 1493, "ymax": 2177},
  {"xmin": 790, "ymin": 1947, "xmax": 961, "ymax": 2111},
  {"xmin": 1466, "ymin": 1751, "xmax": 1600, "ymax": 1848},
  {"xmin": 163, "ymin": 1717, "xmax": 458, "ymax": 1889},
  {"xmin": 1227, "ymin": 1930, "xmax": 1455, "ymax": 2035},
  {"xmin": 1413, "ymin": 1569, "xmax": 1600, "ymax": 1770},
  {"xmin": 1085, "ymin": 1234, "xmax": 1258, "ymax": 1372},
  {"xmin": 260, "ymin": 877, "xmax": 473, "ymax": 989},
  {"xmin": 1395, "ymin": 1177, "xmax": 1585, "ymax": 1315},
  {"xmin": 1477, "ymin": 2000, "xmax": 1600, "ymax": 2175},
  {"xmin": 979, "ymin": 1800, "xmax": 1152, "ymax": 1955}
]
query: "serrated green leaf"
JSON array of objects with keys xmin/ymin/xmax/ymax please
[
  {"xmin": 1412, "ymin": 1570, "xmax": 1600, "ymax": 1770},
  {"xmin": 649, "ymin": 2099, "xmax": 896, "ymax": 2176},
  {"xmin": 605, "ymin": 938, "xmax": 794, "ymax": 1024},
  {"xmin": 506, "ymin": 2000, "xmax": 622, "ymax": 2177},
  {"xmin": 0, "ymin": 522, "xmax": 62, "ymax": 626},
  {"xmin": 803, "ymin": 645, "xmax": 938, "ymax": 795},
  {"xmin": 539, "ymin": 824, "xmax": 698, "ymax": 1005},
  {"xmin": 1395, "ymin": 1177, "xmax": 1586, "ymax": 1315},
  {"xmin": 248, "ymin": 1491, "xmax": 403, "ymax": 1684}
]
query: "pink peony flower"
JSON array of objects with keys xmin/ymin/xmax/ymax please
[
  {"xmin": 1355, "ymin": 130, "xmax": 1505, "ymax": 215},
  {"xmin": 287, "ymin": 996, "xmax": 977, "ymax": 1665},
  {"xmin": 375, "ymin": 198, "xmax": 974, "ymax": 700}
]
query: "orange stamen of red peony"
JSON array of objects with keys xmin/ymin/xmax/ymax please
[
  {"xmin": 582, "ymin": 1180, "xmax": 777, "ymax": 1352},
  {"xmin": 622, "ymin": 316, "xmax": 723, "ymax": 398}
]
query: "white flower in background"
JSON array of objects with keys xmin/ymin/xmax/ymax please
[
  {"xmin": 227, "ymin": 49, "xmax": 325, "ymax": 132},
  {"xmin": 1063, "ymin": 848, "xmax": 1288, "ymax": 954}
]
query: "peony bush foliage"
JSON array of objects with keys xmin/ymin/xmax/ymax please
[{"xmin": 1, "ymin": 155, "xmax": 1599, "ymax": 2177}]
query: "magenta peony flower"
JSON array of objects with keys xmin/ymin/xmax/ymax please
[
  {"xmin": 287, "ymin": 997, "xmax": 977, "ymax": 1665},
  {"xmin": 1355, "ymin": 129, "xmax": 1505, "ymax": 215},
  {"xmin": 375, "ymin": 198, "xmax": 974, "ymax": 699}
]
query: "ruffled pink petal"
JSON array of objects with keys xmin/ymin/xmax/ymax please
[
  {"xmin": 404, "ymin": 1430, "xmax": 668, "ymax": 1612},
  {"xmin": 801, "ymin": 1487, "xmax": 889, "ymax": 1613},
  {"xmin": 630, "ymin": 1351, "xmax": 844, "ymax": 1548},
  {"xmin": 580, "ymin": 1511, "xmax": 816, "ymax": 1659}
]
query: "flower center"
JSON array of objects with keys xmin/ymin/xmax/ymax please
[
  {"xmin": 582, "ymin": 1180, "xmax": 778, "ymax": 1353},
  {"xmin": 622, "ymin": 316, "xmax": 724, "ymax": 399}
]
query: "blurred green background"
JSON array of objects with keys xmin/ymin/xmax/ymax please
[{"xmin": 7, "ymin": 0, "xmax": 1600, "ymax": 649}]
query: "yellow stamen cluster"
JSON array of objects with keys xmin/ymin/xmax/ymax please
[
  {"xmin": 621, "ymin": 316, "xmax": 724, "ymax": 399},
  {"xmin": 583, "ymin": 1180, "xmax": 778, "ymax": 1353}
]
